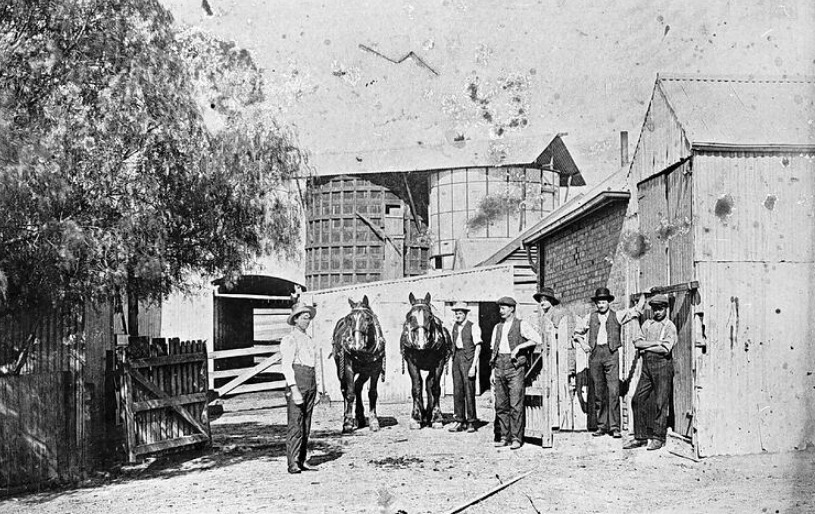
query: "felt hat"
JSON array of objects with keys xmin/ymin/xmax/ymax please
[
  {"xmin": 496, "ymin": 296, "xmax": 517, "ymax": 308},
  {"xmin": 287, "ymin": 302, "xmax": 316, "ymax": 325},
  {"xmin": 533, "ymin": 286, "xmax": 560, "ymax": 306},
  {"xmin": 591, "ymin": 287, "xmax": 615, "ymax": 302},
  {"xmin": 451, "ymin": 302, "xmax": 471, "ymax": 312},
  {"xmin": 648, "ymin": 294, "xmax": 670, "ymax": 307}
]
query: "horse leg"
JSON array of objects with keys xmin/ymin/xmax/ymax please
[
  {"xmin": 406, "ymin": 358, "xmax": 424, "ymax": 429},
  {"xmin": 341, "ymin": 363, "xmax": 356, "ymax": 434},
  {"xmin": 367, "ymin": 365, "xmax": 382, "ymax": 431},
  {"xmin": 429, "ymin": 356, "xmax": 446, "ymax": 428},
  {"xmin": 353, "ymin": 371, "xmax": 368, "ymax": 429}
]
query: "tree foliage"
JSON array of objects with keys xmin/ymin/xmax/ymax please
[{"xmin": 0, "ymin": 0, "xmax": 303, "ymax": 317}]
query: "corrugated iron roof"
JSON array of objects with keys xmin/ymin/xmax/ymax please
[
  {"xmin": 307, "ymin": 132, "xmax": 584, "ymax": 186},
  {"xmin": 657, "ymin": 74, "xmax": 815, "ymax": 150}
]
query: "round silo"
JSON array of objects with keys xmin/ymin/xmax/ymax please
[
  {"xmin": 305, "ymin": 174, "xmax": 429, "ymax": 291},
  {"xmin": 427, "ymin": 166, "xmax": 559, "ymax": 269}
]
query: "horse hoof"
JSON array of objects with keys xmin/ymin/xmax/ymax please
[
  {"xmin": 342, "ymin": 424, "xmax": 355, "ymax": 434},
  {"xmin": 431, "ymin": 422, "xmax": 444, "ymax": 429},
  {"xmin": 369, "ymin": 418, "xmax": 380, "ymax": 432},
  {"xmin": 409, "ymin": 419, "xmax": 422, "ymax": 430}
]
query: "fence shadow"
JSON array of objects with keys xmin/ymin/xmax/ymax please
[{"xmin": 13, "ymin": 419, "xmax": 345, "ymax": 505}]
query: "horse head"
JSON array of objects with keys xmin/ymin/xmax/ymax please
[
  {"xmin": 342, "ymin": 295, "xmax": 376, "ymax": 353},
  {"xmin": 404, "ymin": 292, "xmax": 437, "ymax": 350}
]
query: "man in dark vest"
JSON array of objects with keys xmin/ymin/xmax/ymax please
[
  {"xmin": 490, "ymin": 296, "xmax": 541, "ymax": 449},
  {"xmin": 574, "ymin": 288, "xmax": 644, "ymax": 438},
  {"xmin": 447, "ymin": 302, "xmax": 482, "ymax": 433}
]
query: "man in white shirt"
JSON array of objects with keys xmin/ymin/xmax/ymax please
[
  {"xmin": 448, "ymin": 302, "xmax": 482, "ymax": 433},
  {"xmin": 280, "ymin": 302, "xmax": 318, "ymax": 474},
  {"xmin": 489, "ymin": 296, "xmax": 542, "ymax": 449},
  {"xmin": 573, "ymin": 288, "xmax": 645, "ymax": 438}
]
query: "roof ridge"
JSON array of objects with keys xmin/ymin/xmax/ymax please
[{"xmin": 657, "ymin": 72, "xmax": 815, "ymax": 84}]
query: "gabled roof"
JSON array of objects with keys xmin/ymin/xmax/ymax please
[
  {"xmin": 307, "ymin": 132, "xmax": 584, "ymax": 186},
  {"xmin": 656, "ymin": 74, "xmax": 815, "ymax": 151}
]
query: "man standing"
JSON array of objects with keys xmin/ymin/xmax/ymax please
[
  {"xmin": 490, "ymin": 296, "xmax": 541, "ymax": 449},
  {"xmin": 533, "ymin": 286, "xmax": 560, "ymax": 349},
  {"xmin": 574, "ymin": 288, "xmax": 644, "ymax": 438},
  {"xmin": 624, "ymin": 294, "xmax": 677, "ymax": 451},
  {"xmin": 280, "ymin": 302, "xmax": 319, "ymax": 474},
  {"xmin": 448, "ymin": 302, "xmax": 482, "ymax": 433}
]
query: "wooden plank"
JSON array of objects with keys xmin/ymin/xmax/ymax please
[
  {"xmin": 134, "ymin": 433, "xmax": 210, "ymax": 456},
  {"xmin": 130, "ymin": 352, "xmax": 207, "ymax": 369},
  {"xmin": 121, "ymin": 363, "xmax": 137, "ymax": 462},
  {"xmin": 133, "ymin": 393, "xmax": 208, "ymax": 413},
  {"xmin": 210, "ymin": 364, "xmax": 283, "ymax": 380},
  {"xmin": 216, "ymin": 353, "xmax": 282, "ymax": 397},
  {"xmin": 225, "ymin": 380, "xmax": 288, "ymax": 396},
  {"xmin": 130, "ymin": 369, "xmax": 208, "ymax": 436},
  {"xmin": 213, "ymin": 293, "xmax": 292, "ymax": 301},
  {"xmin": 209, "ymin": 345, "xmax": 278, "ymax": 360}
]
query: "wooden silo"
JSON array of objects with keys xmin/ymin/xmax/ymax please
[
  {"xmin": 304, "ymin": 173, "xmax": 429, "ymax": 291},
  {"xmin": 427, "ymin": 134, "xmax": 583, "ymax": 270}
]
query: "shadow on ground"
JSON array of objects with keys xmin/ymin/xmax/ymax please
[{"xmin": 14, "ymin": 419, "xmax": 345, "ymax": 505}]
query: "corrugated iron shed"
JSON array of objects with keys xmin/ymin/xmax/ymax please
[{"xmin": 656, "ymin": 73, "xmax": 815, "ymax": 150}]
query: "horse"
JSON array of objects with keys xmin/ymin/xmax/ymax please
[
  {"xmin": 332, "ymin": 295, "xmax": 386, "ymax": 434},
  {"xmin": 400, "ymin": 292, "xmax": 452, "ymax": 429}
]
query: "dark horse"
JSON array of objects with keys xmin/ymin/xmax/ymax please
[
  {"xmin": 401, "ymin": 292, "xmax": 452, "ymax": 429},
  {"xmin": 332, "ymin": 296, "xmax": 386, "ymax": 434}
]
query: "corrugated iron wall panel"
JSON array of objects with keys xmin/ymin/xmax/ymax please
[
  {"xmin": 637, "ymin": 174, "xmax": 669, "ymax": 290},
  {"xmin": 695, "ymin": 262, "xmax": 815, "ymax": 456},
  {"xmin": 693, "ymin": 152, "xmax": 815, "ymax": 263},
  {"xmin": 667, "ymin": 161, "xmax": 694, "ymax": 283}
]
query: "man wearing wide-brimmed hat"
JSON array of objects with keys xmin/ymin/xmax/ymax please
[
  {"xmin": 574, "ymin": 287, "xmax": 645, "ymax": 439},
  {"xmin": 280, "ymin": 301, "xmax": 318, "ymax": 474},
  {"xmin": 532, "ymin": 286, "xmax": 560, "ymax": 351},
  {"xmin": 489, "ymin": 296, "xmax": 541, "ymax": 449},
  {"xmin": 447, "ymin": 302, "xmax": 482, "ymax": 433},
  {"xmin": 624, "ymin": 294, "xmax": 677, "ymax": 451}
]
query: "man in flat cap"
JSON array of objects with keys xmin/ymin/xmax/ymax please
[
  {"xmin": 447, "ymin": 302, "xmax": 482, "ymax": 433},
  {"xmin": 281, "ymin": 302, "xmax": 319, "ymax": 474},
  {"xmin": 624, "ymin": 294, "xmax": 678, "ymax": 451},
  {"xmin": 573, "ymin": 287, "xmax": 645, "ymax": 438},
  {"xmin": 489, "ymin": 296, "xmax": 541, "ymax": 449}
]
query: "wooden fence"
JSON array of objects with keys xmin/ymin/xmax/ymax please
[
  {"xmin": 0, "ymin": 303, "xmax": 91, "ymax": 494},
  {"xmin": 116, "ymin": 337, "xmax": 211, "ymax": 462}
]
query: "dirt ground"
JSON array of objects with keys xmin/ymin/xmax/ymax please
[{"xmin": 3, "ymin": 393, "xmax": 814, "ymax": 514}]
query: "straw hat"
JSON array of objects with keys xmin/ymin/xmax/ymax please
[
  {"xmin": 287, "ymin": 302, "xmax": 316, "ymax": 325},
  {"xmin": 451, "ymin": 302, "xmax": 471, "ymax": 312}
]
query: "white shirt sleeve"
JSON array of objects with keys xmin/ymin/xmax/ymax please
[
  {"xmin": 520, "ymin": 320, "xmax": 542, "ymax": 346},
  {"xmin": 471, "ymin": 323, "xmax": 482, "ymax": 345},
  {"xmin": 279, "ymin": 333, "xmax": 297, "ymax": 386}
]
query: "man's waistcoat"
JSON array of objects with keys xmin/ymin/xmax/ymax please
[
  {"xmin": 491, "ymin": 318, "xmax": 524, "ymax": 362},
  {"xmin": 589, "ymin": 310, "xmax": 622, "ymax": 352},
  {"xmin": 452, "ymin": 320, "xmax": 477, "ymax": 359}
]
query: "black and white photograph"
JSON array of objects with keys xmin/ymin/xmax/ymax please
[{"xmin": 1, "ymin": 0, "xmax": 813, "ymax": 512}]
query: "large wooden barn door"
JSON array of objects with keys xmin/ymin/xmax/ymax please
[
  {"xmin": 117, "ymin": 337, "xmax": 211, "ymax": 462},
  {"xmin": 637, "ymin": 162, "xmax": 696, "ymax": 447}
]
